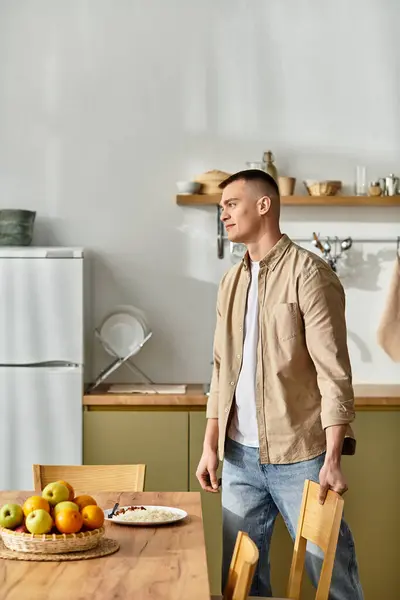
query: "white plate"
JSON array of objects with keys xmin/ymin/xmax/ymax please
[
  {"xmin": 100, "ymin": 312, "xmax": 145, "ymax": 358},
  {"xmin": 104, "ymin": 505, "xmax": 188, "ymax": 526}
]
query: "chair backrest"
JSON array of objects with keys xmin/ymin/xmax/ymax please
[
  {"xmin": 286, "ymin": 479, "xmax": 344, "ymax": 600},
  {"xmin": 32, "ymin": 464, "xmax": 146, "ymax": 493},
  {"xmin": 223, "ymin": 531, "xmax": 259, "ymax": 600}
]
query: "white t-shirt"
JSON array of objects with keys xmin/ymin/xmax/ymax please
[{"xmin": 228, "ymin": 260, "xmax": 260, "ymax": 447}]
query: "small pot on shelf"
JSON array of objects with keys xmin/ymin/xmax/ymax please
[{"xmin": 278, "ymin": 176, "xmax": 296, "ymax": 196}]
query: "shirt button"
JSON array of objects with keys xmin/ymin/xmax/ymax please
[
  {"xmin": 237, "ymin": 354, "xmax": 241, "ymax": 359},
  {"xmin": 239, "ymin": 326, "xmax": 242, "ymax": 331},
  {"xmin": 225, "ymin": 407, "xmax": 229, "ymax": 413},
  {"xmin": 230, "ymin": 381, "xmax": 235, "ymax": 386}
]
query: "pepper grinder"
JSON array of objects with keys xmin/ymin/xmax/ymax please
[{"xmin": 263, "ymin": 150, "xmax": 278, "ymax": 182}]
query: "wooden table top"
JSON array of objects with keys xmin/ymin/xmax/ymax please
[{"xmin": 0, "ymin": 491, "xmax": 210, "ymax": 600}]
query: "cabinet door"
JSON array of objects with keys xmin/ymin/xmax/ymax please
[
  {"xmin": 189, "ymin": 411, "xmax": 223, "ymax": 595},
  {"xmin": 84, "ymin": 409, "xmax": 189, "ymax": 491},
  {"xmin": 341, "ymin": 411, "xmax": 400, "ymax": 600}
]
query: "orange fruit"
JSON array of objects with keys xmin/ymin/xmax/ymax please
[
  {"xmin": 55, "ymin": 509, "xmax": 83, "ymax": 534},
  {"xmin": 81, "ymin": 505, "xmax": 104, "ymax": 530},
  {"xmin": 57, "ymin": 481, "xmax": 75, "ymax": 502},
  {"xmin": 22, "ymin": 496, "xmax": 50, "ymax": 517},
  {"xmin": 73, "ymin": 495, "xmax": 97, "ymax": 511}
]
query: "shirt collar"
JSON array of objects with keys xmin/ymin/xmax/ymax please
[{"xmin": 242, "ymin": 234, "xmax": 292, "ymax": 272}]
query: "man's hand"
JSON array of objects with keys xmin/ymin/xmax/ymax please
[
  {"xmin": 196, "ymin": 449, "xmax": 219, "ymax": 493},
  {"xmin": 319, "ymin": 423, "xmax": 349, "ymax": 504},
  {"xmin": 319, "ymin": 459, "xmax": 348, "ymax": 504}
]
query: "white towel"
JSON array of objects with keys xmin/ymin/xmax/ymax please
[{"xmin": 377, "ymin": 256, "xmax": 400, "ymax": 362}]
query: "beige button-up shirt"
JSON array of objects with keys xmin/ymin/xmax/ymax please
[{"xmin": 207, "ymin": 234, "xmax": 356, "ymax": 464}]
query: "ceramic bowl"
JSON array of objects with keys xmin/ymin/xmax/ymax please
[
  {"xmin": 303, "ymin": 180, "xmax": 342, "ymax": 196},
  {"xmin": 176, "ymin": 181, "xmax": 201, "ymax": 194}
]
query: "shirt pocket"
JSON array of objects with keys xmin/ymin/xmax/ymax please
[{"xmin": 272, "ymin": 302, "xmax": 301, "ymax": 342}]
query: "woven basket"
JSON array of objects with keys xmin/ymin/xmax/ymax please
[
  {"xmin": 194, "ymin": 170, "xmax": 232, "ymax": 194},
  {"xmin": 304, "ymin": 180, "xmax": 342, "ymax": 196},
  {"xmin": 0, "ymin": 526, "xmax": 104, "ymax": 554}
]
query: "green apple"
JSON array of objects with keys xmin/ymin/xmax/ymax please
[
  {"xmin": 42, "ymin": 482, "xmax": 69, "ymax": 506},
  {"xmin": 26, "ymin": 509, "xmax": 53, "ymax": 534},
  {"xmin": 53, "ymin": 501, "xmax": 79, "ymax": 516},
  {"xmin": 0, "ymin": 504, "xmax": 24, "ymax": 529}
]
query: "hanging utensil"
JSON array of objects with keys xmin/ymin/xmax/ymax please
[
  {"xmin": 341, "ymin": 238, "xmax": 353, "ymax": 251},
  {"xmin": 312, "ymin": 232, "xmax": 325, "ymax": 253},
  {"xmin": 322, "ymin": 239, "xmax": 331, "ymax": 253}
]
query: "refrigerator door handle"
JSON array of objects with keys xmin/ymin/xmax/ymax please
[{"xmin": 0, "ymin": 362, "xmax": 81, "ymax": 369}]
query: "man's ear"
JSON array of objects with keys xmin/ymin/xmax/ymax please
[{"xmin": 259, "ymin": 195, "xmax": 271, "ymax": 215}]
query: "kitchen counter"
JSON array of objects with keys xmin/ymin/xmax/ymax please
[
  {"xmin": 83, "ymin": 384, "xmax": 400, "ymax": 410},
  {"xmin": 83, "ymin": 384, "xmax": 207, "ymax": 408}
]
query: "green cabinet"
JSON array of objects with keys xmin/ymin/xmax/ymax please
[
  {"xmin": 341, "ymin": 411, "xmax": 400, "ymax": 600},
  {"xmin": 83, "ymin": 409, "xmax": 189, "ymax": 492},
  {"xmin": 83, "ymin": 407, "xmax": 400, "ymax": 600}
]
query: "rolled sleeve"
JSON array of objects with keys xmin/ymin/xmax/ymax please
[{"xmin": 299, "ymin": 266, "xmax": 356, "ymax": 429}]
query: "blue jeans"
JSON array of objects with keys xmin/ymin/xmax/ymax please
[{"xmin": 222, "ymin": 438, "xmax": 364, "ymax": 599}]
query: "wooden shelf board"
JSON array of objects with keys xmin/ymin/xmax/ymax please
[
  {"xmin": 176, "ymin": 194, "xmax": 400, "ymax": 207},
  {"xmin": 176, "ymin": 193, "xmax": 221, "ymax": 206},
  {"xmin": 281, "ymin": 195, "xmax": 400, "ymax": 206}
]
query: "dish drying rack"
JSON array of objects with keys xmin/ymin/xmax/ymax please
[{"xmin": 85, "ymin": 324, "xmax": 153, "ymax": 394}]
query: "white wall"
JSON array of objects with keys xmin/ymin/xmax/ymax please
[{"xmin": 0, "ymin": 0, "xmax": 399, "ymax": 384}]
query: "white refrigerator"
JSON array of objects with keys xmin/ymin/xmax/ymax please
[{"xmin": 0, "ymin": 247, "xmax": 84, "ymax": 490}]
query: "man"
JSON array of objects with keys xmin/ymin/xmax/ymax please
[{"xmin": 196, "ymin": 170, "xmax": 364, "ymax": 598}]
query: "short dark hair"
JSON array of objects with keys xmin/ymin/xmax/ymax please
[{"xmin": 219, "ymin": 169, "xmax": 280, "ymax": 197}]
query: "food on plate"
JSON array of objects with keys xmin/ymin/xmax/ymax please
[
  {"xmin": 26, "ymin": 509, "xmax": 53, "ymax": 534},
  {"xmin": 112, "ymin": 506, "xmax": 178, "ymax": 523},
  {"xmin": 114, "ymin": 506, "xmax": 146, "ymax": 516},
  {"xmin": 22, "ymin": 495, "xmax": 50, "ymax": 517}
]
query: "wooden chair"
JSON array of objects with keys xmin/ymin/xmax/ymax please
[
  {"xmin": 253, "ymin": 480, "xmax": 343, "ymax": 600},
  {"xmin": 211, "ymin": 531, "xmax": 259, "ymax": 600},
  {"xmin": 32, "ymin": 464, "xmax": 146, "ymax": 493},
  {"xmin": 214, "ymin": 480, "xmax": 344, "ymax": 600},
  {"xmin": 277, "ymin": 479, "xmax": 344, "ymax": 600}
]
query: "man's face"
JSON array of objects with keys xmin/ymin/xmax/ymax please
[{"xmin": 220, "ymin": 179, "xmax": 263, "ymax": 244}]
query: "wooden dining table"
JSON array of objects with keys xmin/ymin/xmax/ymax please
[{"xmin": 0, "ymin": 490, "xmax": 211, "ymax": 600}]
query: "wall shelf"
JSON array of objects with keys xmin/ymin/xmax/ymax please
[
  {"xmin": 176, "ymin": 193, "xmax": 400, "ymax": 258},
  {"xmin": 176, "ymin": 193, "xmax": 400, "ymax": 207},
  {"xmin": 282, "ymin": 195, "xmax": 400, "ymax": 206},
  {"xmin": 176, "ymin": 194, "xmax": 221, "ymax": 206}
]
